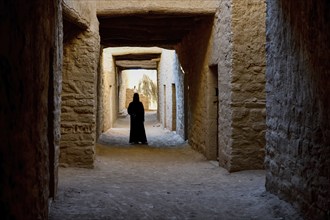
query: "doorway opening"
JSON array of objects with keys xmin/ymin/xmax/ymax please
[
  {"xmin": 97, "ymin": 47, "xmax": 186, "ymax": 147},
  {"xmin": 207, "ymin": 64, "xmax": 219, "ymax": 161}
]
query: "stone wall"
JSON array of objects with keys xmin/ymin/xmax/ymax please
[
  {"xmin": 212, "ymin": 0, "xmax": 266, "ymax": 170},
  {"xmin": 205, "ymin": 63, "xmax": 219, "ymax": 160},
  {"xmin": 177, "ymin": 0, "xmax": 266, "ymax": 168},
  {"xmin": 60, "ymin": 1, "xmax": 100, "ymax": 168},
  {"xmin": 173, "ymin": 56, "xmax": 186, "ymax": 139},
  {"xmin": 157, "ymin": 49, "xmax": 185, "ymax": 136},
  {"xmin": 99, "ymin": 48, "xmax": 117, "ymax": 134},
  {"xmin": 230, "ymin": 0, "xmax": 266, "ymax": 171},
  {"xmin": 0, "ymin": 0, "xmax": 60, "ymax": 218},
  {"xmin": 214, "ymin": 0, "xmax": 234, "ymax": 166},
  {"xmin": 119, "ymin": 70, "xmax": 128, "ymax": 112},
  {"xmin": 50, "ymin": 0, "xmax": 63, "ymax": 199},
  {"xmin": 158, "ymin": 50, "xmax": 176, "ymax": 130},
  {"xmin": 96, "ymin": 48, "xmax": 104, "ymax": 138},
  {"xmin": 63, "ymin": 0, "xmax": 93, "ymax": 27},
  {"xmin": 265, "ymin": 0, "xmax": 330, "ymax": 218},
  {"xmin": 176, "ymin": 17, "xmax": 214, "ymax": 158}
]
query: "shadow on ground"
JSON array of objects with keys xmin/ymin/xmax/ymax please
[
  {"xmin": 50, "ymin": 112, "xmax": 302, "ymax": 220},
  {"xmin": 98, "ymin": 111, "xmax": 186, "ymax": 147}
]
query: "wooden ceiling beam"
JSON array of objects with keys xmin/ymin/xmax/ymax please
[
  {"xmin": 115, "ymin": 60, "xmax": 158, "ymax": 70},
  {"xmin": 114, "ymin": 53, "xmax": 161, "ymax": 61}
]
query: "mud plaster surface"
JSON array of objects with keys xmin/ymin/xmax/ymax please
[{"xmin": 50, "ymin": 112, "xmax": 302, "ymax": 220}]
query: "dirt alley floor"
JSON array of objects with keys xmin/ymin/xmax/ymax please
[{"xmin": 50, "ymin": 112, "xmax": 302, "ymax": 220}]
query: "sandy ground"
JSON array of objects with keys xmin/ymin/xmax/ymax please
[
  {"xmin": 49, "ymin": 112, "xmax": 302, "ymax": 220},
  {"xmin": 98, "ymin": 111, "xmax": 186, "ymax": 147}
]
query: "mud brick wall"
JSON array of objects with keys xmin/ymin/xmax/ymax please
[
  {"xmin": 99, "ymin": 48, "xmax": 117, "ymax": 134},
  {"xmin": 158, "ymin": 50, "xmax": 176, "ymax": 130},
  {"xmin": 215, "ymin": 0, "xmax": 266, "ymax": 171},
  {"xmin": 173, "ymin": 53, "xmax": 185, "ymax": 139},
  {"xmin": 216, "ymin": 0, "xmax": 234, "ymax": 167},
  {"xmin": 176, "ymin": 17, "xmax": 214, "ymax": 158},
  {"xmin": 50, "ymin": 0, "xmax": 63, "ymax": 199},
  {"xmin": 230, "ymin": 0, "xmax": 266, "ymax": 171},
  {"xmin": 177, "ymin": 0, "xmax": 266, "ymax": 167},
  {"xmin": 0, "ymin": 0, "xmax": 60, "ymax": 218},
  {"xmin": 265, "ymin": 0, "xmax": 330, "ymax": 218},
  {"xmin": 60, "ymin": 1, "xmax": 100, "ymax": 168}
]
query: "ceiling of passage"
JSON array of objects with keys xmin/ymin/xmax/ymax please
[
  {"xmin": 113, "ymin": 52, "xmax": 161, "ymax": 70},
  {"xmin": 98, "ymin": 14, "xmax": 214, "ymax": 49},
  {"xmin": 99, "ymin": 13, "xmax": 214, "ymax": 70}
]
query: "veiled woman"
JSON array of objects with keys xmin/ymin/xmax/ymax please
[{"xmin": 127, "ymin": 93, "xmax": 148, "ymax": 144}]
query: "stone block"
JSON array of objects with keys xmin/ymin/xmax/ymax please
[
  {"xmin": 73, "ymin": 106, "xmax": 94, "ymax": 114},
  {"xmin": 61, "ymin": 113, "xmax": 95, "ymax": 124}
]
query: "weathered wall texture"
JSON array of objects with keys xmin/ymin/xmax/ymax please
[
  {"xmin": 157, "ymin": 49, "xmax": 185, "ymax": 137},
  {"xmin": 99, "ymin": 48, "xmax": 117, "ymax": 134},
  {"xmin": 118, "ymin": 70, "xmax": 128, "ymax": 113},
  {"xmin": 63, "ymin": 0, "xmax": 93, "ymax": 28},
  {"xmin": 205, "ymin": 64, "xmax": 219, "ymax": 160},
  {"xmin": 60, "ymin": 1, "xmax": 100, "ymax": 168},
  {"xmin": 176, "ymin": 17, "xmax": 215, "ymax": 158},
  {"xmin": 265, "ymin": 0, "xmax": 330, "ymax": 218},
  {"xmin": 173, "ymin": 56, "xmax": 186, "ymax": 139},
  {"xmin": 158, "ymin": 50, "xmax": 176, "ymax": 130},
  {"xmin": 230, "ymin": 0, "xmax": 266, "ymax": 171},
  {"xmin": 0, "ymin": 0, "xmax": 60, "ymax": 218},
  {"xmin": 213, "ymin": 0, "xmax": 266, "ymax": 171},
  {"xmin": 50, "ymin": 0, "xmax": 63, "ymax": 199},
  {"xmin": 96, "ymin": 48, "xmax": 104, "ymax": 138},
  {"xmin": 214, "ymin": 0, "xmax": 234, "ymax": 166},
  {"xmin": 96, "ymin": 0, "xmax": 218, "ymax": 15}
]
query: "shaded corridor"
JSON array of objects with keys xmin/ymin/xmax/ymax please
[{"xmin": 50, "ymin": 138, "xmax": 301, "ymax": 219}]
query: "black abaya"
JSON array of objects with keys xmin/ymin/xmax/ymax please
[{"xmin": 127, "ymin": 94, "xmax": 147, "ymax": 144}]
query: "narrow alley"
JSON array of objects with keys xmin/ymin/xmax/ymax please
[
  {"xmin": 50, "ymin": 113, "xmax": 301, "ymax": 220},
  {"xmin": 1, "ymin": 1, "xmax": 329, "ymax": 219}
]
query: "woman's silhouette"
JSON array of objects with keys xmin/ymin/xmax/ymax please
[{"xmin": 127, "ymin": 93, "xmax": 148, "ymax": 144}]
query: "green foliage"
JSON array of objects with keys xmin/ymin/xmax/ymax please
[{"xmin": 137, "ymin": 74, "xmax": 157, "ymax": 102}]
